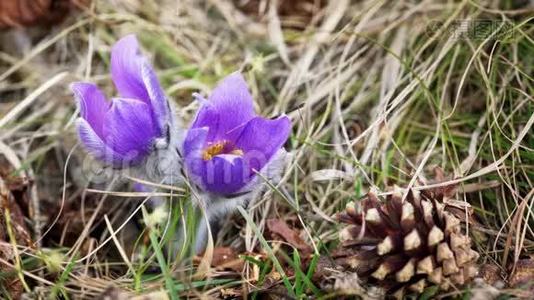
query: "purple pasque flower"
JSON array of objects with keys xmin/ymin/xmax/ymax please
[
  {"xmin": 72, "ymin": 34, "xmax": 172, "ymax": 167},
  {"xmin": 183, "ymin": 73, "xmax": 291, "ymax": 195}
]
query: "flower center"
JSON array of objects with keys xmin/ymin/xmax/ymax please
[{"xmin": 202, "ymin": 140, "xmax": 244, "ymax": 160}]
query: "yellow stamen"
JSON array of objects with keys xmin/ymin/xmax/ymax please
[
  {"xmin": 202, "ymin": 141, "xmax": 244, "ymax": 160},
  {"xmin": 202, "ymin": 142, "xmax": 225, "ymax": 160}
]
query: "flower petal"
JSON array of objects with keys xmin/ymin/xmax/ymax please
[
  {"xmin": 141, "ymin": 59, "xmax": 169, "ymax": 133},
  {"xmin": 76, "ymin": 118, "xmax": 126, "ymax": 166},
  {"xmin": 71, "ymin": 82, "xmax": 110, "ymax": 138},
  {"xmin": 101, "ymin": 98, "xmax": 158, "ymax": 162},
  {"xmin": 111, "ymin": 34, "xmax": 150, "ymax": 103},
  {"xmin": 238, "ymin": 148, "xmax": 288, "ymax": 193},
  {"xmin": 183, "ymin": 127, "xmax": 209, "ymax": 189},
  {"xmin": 183, "ymin": 127, "xmax": 209, "ymax": 158},
  {"xmin": 202, "ymin": 155, "xmax": 250, "ymax": 194},
  {"xmin": 236, "ymin": 115, "xmax": 291, "ymax": 172},
  {"xmin": 208, "ymin": 73, "xmax": 255, "ymax": 141},
  {"xmin": 190, "ymin": 104, "xmax": 220, "ymax": 142}
]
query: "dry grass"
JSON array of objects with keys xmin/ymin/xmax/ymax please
[{"xmin": 0, "ymin": 0, "xmax": 533, "ymax": 299}]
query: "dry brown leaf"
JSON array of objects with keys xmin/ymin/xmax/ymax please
[
  {"xmin": 266, "ymin": 218, "xmax": 312, "ymax": 255},
  {"xmin": 0, "ymin": 0, "xmax": 89, "ymax": 28},
  {"xmin": 193, "ymin": 246, "xmax": 245, "ymax": 273},
  {"xmin": 210, "ymin": 246, "xmax": 244, "ymax": 272}
]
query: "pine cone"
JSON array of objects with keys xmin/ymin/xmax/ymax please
[{"xmin": 336, "ymin": 186, "xmax": 479, "ymax": 298}]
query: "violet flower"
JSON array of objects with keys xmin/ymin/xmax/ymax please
[
  {"xmin": 72, "ymin": 35, "xmax": 179, "ymax": 178},
  {"xmin": 183, "ymin": 73, "xmax": 292, "ymax": 196}
]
